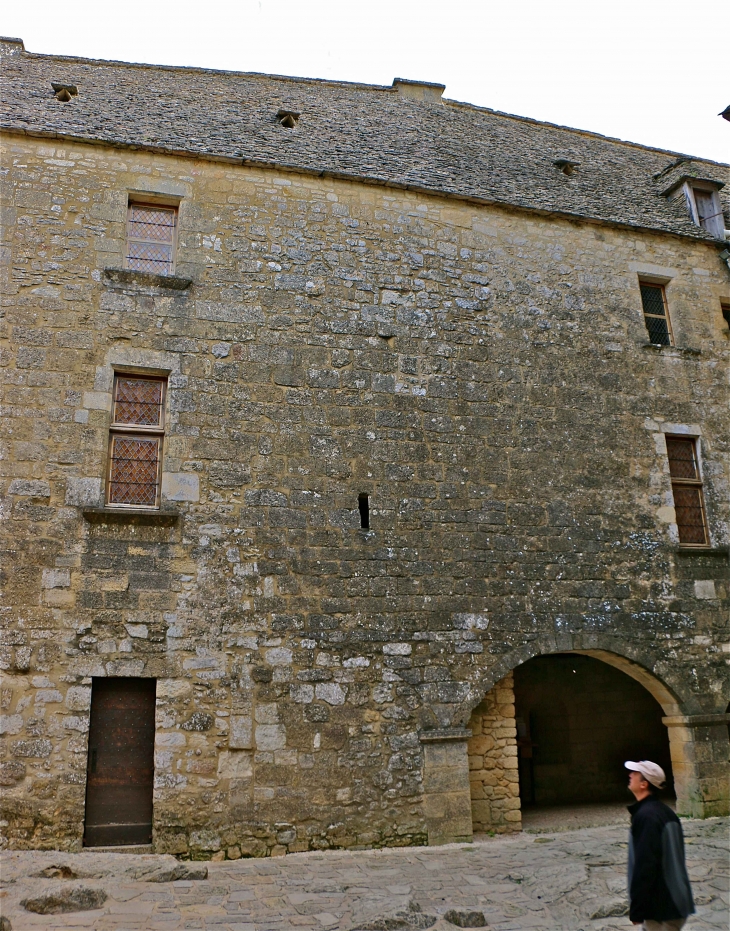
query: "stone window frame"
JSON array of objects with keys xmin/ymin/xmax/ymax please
[
  {"xmin": 664, "ymin": 434, "xmax": 710, "ymax": 547},
  {"xmin": 68, "ymin": 348, "xmax": 199, "ymax": 511},
  {"xmin": 105, "ymin": 371, "xmax": 168, "ymax": 510},
  {"xmin": 647, "ymin": 422, "xmax": 713, "ymax": 548},
  {"xmin": 638, "ymin": 277, "xmax": 674, "ymax": 347},
  {"xmin": 124, "ymin": 193, "xmax": 181, "ymax": 277}
]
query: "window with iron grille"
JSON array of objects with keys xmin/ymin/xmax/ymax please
[
  {"xmin": 107, "ymin": 375, "xmax": 166, "ymax": 508},
  {"xmin": 125, "ymin": 203, "xmax": 177, "ymax": 276},
  {"xmin": 665, "ymin": 436, "xmax": 708, "ymax": 546},
  {"xmin": 639, "ymin": 282, "xmax": 673, "ymax": 346}
]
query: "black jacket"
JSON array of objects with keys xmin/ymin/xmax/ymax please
[{"xmin": 627, "ymin": 795, "xmax": 695, "ymax": 923}]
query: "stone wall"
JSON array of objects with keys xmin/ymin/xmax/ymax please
[
  {"xmin": 1, "ymin": 133, "xmax": 729, "ymax": 855},
  {"xmin": 468, "ymin": 673, "xmax": 521, "ymax": 833}
]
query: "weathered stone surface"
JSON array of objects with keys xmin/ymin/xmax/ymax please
[
  {"xmin": 0, "ymin": 42, "xmax": 728, "ymax": 859},
  {"xmin": 352, "ymin": 901, "xmax": 437, "ymax": 930},
  {"xmin": 0, "ymin": 819, "xmax": 726, "ymax": 929},
  {"xmin": 20, "ymin": 883, "xmax": 107, "ymax": 914},
  {"xmin": 590, "ymin": 899, "xmax": 630, "ymax": 919},
  {"xmin": 181, "ymin": 712, "xmax": 214, "ymax": 732},
  {"xmin": 128, "ymin": 862, "xmax": 208, "ymax": 882},
  {"xmin": 8, "ymin": 479, "xmax": 50, "ymax": 497},
  {"xmin": 468, "ymin": 672, "xmax": 520, "ymax": 834},
  {"xmin": 160, "ymin": 471, "xmax": 200, "ymax": 502},
  {"xmin": 443, "ymin": 910, "xmax": 487, "ymax": 928}
]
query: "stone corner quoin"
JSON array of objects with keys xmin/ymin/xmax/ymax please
[{"xmin": 0, "ymin": 37, "xmax": 728, "ymax": 859}]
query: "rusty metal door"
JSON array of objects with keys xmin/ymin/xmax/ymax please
[{"xmin": 83, "ymin": 677, "xmax": 156, "ymax": 846}]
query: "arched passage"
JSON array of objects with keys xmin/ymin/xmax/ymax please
[
  {"xmin": 420, "ymin": 644, "xmax": 726, "ymax": 846},
  {"xmin": 515, "ymin": 655, "xmax": 672, "ymax": 805},
  {"xmin": 467, "ymin": 650, "xmax": 678, "ymax": 834}
]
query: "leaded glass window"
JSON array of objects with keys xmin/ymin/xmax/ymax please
[
  {"xmin": 665, "ymin": 436, "xmax": 708, "ymax": 546},
  {"xmin": 107, "ymin": 375, "xmax": 166, "ymax": 508},
  {"xmin": 125, "ymin": 203, "xmax": 177, "ymax": 275},
  {"xmin": 640, "ymin": 283, "xmax": 673, "ymax": 346}
]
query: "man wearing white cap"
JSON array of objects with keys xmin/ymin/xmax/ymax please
[{"xmin": 625, "ymin": 760, "xmax": 695, "ymax": 930}]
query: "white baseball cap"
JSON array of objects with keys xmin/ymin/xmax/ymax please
[{"xmin": 625, "ymin": 760, "xmax": 666, "ymax": 788}]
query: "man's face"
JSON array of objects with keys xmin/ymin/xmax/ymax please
[{"xmin": 628, "ymin": 770, "xmax": 650, "ymax": 799}]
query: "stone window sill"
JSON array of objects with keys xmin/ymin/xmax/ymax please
[
  {"xmin": 103, "ymin": 267, "xmax": 192, "ymax": 290},
  {"xmin": 675, "ymin": 545, "xmax": 728, "ymax": 558},
  {"xmin": 641, "ymin": 343, "xmax": 701, "ymax": 356},
  {"xmin": 82, "ymin": 507, "xmax": 180, "ymax": 527}
]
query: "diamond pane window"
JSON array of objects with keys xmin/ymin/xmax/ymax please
[
  {"xmin": 126, "ymin": 203, "xmax": 177, "ymax": 275},
  {"xmin": 640, "ymin": 283, "xmax": 672, "ymax": 346},
  {"xmin": 113, "ymin": 377, "xmax": 163, "ymax": 427},
  {"xmin": 108, "ymin": 436, "xmax": 160, "ymax": 506},
  {"xmin": 666, "ymin": 436, "xmax": 708, "ymax": 546},
  {"xmin": 107, "ymin": 375, "xmax": 166, "ymax": 508}
]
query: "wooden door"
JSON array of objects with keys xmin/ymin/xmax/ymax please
[{"xmin": 83, "ymin": 677, "xmax": 156, "ymax": 846}]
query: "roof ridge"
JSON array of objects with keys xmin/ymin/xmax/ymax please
[{"xmin": 10, "ymin": 45, "xmax": 398, "ymax": 95}]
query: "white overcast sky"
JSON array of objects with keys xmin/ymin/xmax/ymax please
[{"xmin": 4, "ymin": 0, "xmax": 728, "ymax": 164}]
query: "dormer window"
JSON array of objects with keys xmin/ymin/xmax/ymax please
[
  {"xmin": 276, "ymin": 109, "xmax": 300, "ymax": 129},
  {"xmin": 51, "ymin": 82, "xmax": 78, "ymax": 102},
  {"xmin": 553, "ymin": 158, "xmax": 580, "ymax": 177},
  {"xmin": 656, "ymin": 160, "xmax": 726, "ymax": 239},
  {"xmin": 688, "ymin": 185, "xmax": 724, "ymax": 238}
]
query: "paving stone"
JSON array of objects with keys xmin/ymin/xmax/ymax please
[{"xmin": 5, "ymin": 821, "xmax": 724, "ymax": 930}]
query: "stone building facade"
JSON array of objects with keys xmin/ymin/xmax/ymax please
[{"xmin": 1, "ymin": 36, "xmax": 729, "ymax": 857}]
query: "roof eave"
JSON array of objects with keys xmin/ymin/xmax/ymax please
[{"xmin": 0, "ymin": 124, "xmax": 722, "ymax": 248}]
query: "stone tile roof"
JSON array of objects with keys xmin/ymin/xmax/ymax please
[{"xmin": 1, "ymin": 38, "xmax": 728, "ymax": 242}]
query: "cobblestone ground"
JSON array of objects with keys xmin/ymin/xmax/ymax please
[{"xmin": 0, "ymin": 818, "xmax": 727, "ymax": 931}]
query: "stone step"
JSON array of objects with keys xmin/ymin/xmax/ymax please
[{"xmin": 85, "ymin": 844, "xmax": 154, "ymax": 854}]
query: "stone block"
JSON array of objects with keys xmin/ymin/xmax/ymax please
[
  {"xmin": 161, "ymin": 472, "xmax": 199, "ymax": 502},
  {"xmin": 65, "ymin": 686, "xmax": 91, "ymax": 711},
  {"xmin": 41, "ymin": 569, "xmax": 70, "ymax": 589},
  {"xmin": 8, "ymin": 479, "xmax": 50, "ymax": 497},
  {"xmin": 255, "ymin": 724, "xmax": 286, "ymax": 751},
  {"xmin": 315, "ymin": 683, "xmax": 347, "ymax": 705},
  {"xmin": 65, "ymin": 478, "xmax": 101, "ymax": 506},
  {"xmin": 0, "ymin": 714, "xmax": 24, "ymax": 735},
  {"xmin": 229, "ymin": 715, "xmax": 253, "ymax": 749},
  {"xmin": 694, "ymin": 580, "xmax": 716, "ymax": 599},
  {"xmin": 424, "ymin": 791, "xmax": 473, "ymax": 845}
]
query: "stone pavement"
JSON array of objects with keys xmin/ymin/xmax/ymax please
[{"xmin": 0, "ymin": 818, "xmax": 727, "ymax": 931}]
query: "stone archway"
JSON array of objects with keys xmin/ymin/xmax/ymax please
[
  {"xmin": 419, "ymin": 640, "xmax": 729, "ymax": 845},
  {"xmin": 468, "ymin": 654, "xmax": 674, "ymax": 834}
]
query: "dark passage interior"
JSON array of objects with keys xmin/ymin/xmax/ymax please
[
  {"xmin": 514, "ymin": 654, "xmax": 673, "ymax": 806},
  {"xmin": 84, "ymin": 677, "xmax": 156, "ymax": 847}
]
